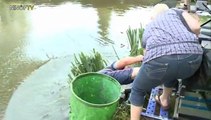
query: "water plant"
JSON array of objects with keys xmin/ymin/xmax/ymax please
[
  {"xmin": 126, "ymin": 25, "xmax": 145, "ymax": 68},
  {"xmin": 68, "ymin": 49, "xmax": 107, "ymax": 80},
  {"xmin": 126, "ymin": 25, "xmax": 144, "ymax": 56}
]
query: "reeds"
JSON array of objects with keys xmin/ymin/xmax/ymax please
[
  {"xmin": 69, "ymin": 49, "xmax": 107, "ymax": 80},
  {"xmin": 126, "ymin": 26, "xmax": 144, "ymax": 56}
]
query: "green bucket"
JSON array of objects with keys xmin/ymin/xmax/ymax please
[{"xmin": 70, "ymin": 72, "xmax": 121, "ymax": 120}]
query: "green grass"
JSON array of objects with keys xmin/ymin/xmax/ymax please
[
  {"xmin": 113, "ymin": 103, "xmax": 130, "ymax": 120},
  {"xmin": 200, "ymin": 16, "xmax": 211, "ymax": 25}
]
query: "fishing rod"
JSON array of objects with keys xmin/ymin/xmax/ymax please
[
  {"xmin": 202, "ymin": 2, "xmax": 211, "ymax": 14},
  {"xmin": 201, "ymin": 19, "xmax": 211, "ymax": 27}
]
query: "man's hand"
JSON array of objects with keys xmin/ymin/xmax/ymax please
[
  {"xmin": 114, "ymin": 55, "xmax": 144, "ymax": 70},
  {"xmin": 135, "ymin": 55, "xmax": 144, "ymax": 62}
]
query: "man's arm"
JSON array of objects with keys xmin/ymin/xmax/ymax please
[
  {"xmin": 182, "ymin": 11, "xmax": 201, "ymax": 36},
  {"xmin": 114, "ymin": 55, "xmax": 143, "ymax": 70}
]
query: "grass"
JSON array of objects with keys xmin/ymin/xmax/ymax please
[{"xmin": 113, "ymin": 103, "xmax": 130, "ymax": 120}]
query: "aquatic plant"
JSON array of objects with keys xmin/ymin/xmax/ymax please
[
  {"xmin": 125, "ymin": 25, "xmax": 144, "ymax": 68},
  {"xmin": 69, "ymin": 49, "xmax": 107, "ymax": 80},
  {"xmin": 126, "ymin": 25, "xmax": 144, "ymax": 56}
]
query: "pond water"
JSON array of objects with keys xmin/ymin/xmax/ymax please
[{"xmin": 0, "ymin": 0, "xmax": 158, "ymax": 119}]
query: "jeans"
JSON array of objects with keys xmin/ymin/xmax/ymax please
[
  {"xmin": 129, "ymin": 54, "xmax": 202, "ymax": 106},
  {"xmin": 98, "ymin": 62, "xmax": 133, "ymax": 85}
]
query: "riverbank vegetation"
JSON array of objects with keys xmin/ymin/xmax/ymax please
[
  {"xmin": 68, "ymin": 49, "xmax": 107, "ymax": 80},
  {"xmin": 69, "ymin": 26, "xmax": 144, "ymax": 119}
]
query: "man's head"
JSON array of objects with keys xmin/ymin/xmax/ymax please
[{"xmin": 150, "ymin": 4, "xmax": 169, "ymax": 20}]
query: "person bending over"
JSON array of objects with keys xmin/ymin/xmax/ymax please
[{"xmin": 129, "ymin": 4, "xmax": 202, "ymax": 120}]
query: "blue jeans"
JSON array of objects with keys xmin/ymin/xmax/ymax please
[
  {"xmin": 98, "ymin": 62, "xmax": 133, "ymax": 85},
  {"xmin": 129, "ymin": 54, "xmax": 202, "ymax": 106}
]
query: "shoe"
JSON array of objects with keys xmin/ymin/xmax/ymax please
[{"xmin": 155, "ymin": 94, "xmax": 170, "ymax": 110}]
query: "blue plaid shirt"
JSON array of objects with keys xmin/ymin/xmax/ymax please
[{"xmin": 142, "ymin": 8, "xmax": 203, "ymax": 63}]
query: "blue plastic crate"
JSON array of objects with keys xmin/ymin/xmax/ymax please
[{"xmin": 141, "ymin": 87, "xmax": 170, "ymax": 120}]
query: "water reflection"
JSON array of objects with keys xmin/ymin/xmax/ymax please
[
  {"xmin": 97, "ymin": 8, "xmax": 112, "ymax": 44},
  {"xmin": 0, "ymin": 2, "xmax": 46, "ymax": 119},
  {"xmin": 25, "ymin": 3, "xmax": 100, "ymax": 59}
]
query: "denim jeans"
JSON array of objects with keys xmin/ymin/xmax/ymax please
[
  {"xmin": 98, "ymin": 62, "xmax": 133, "ymax": 85},
  {"xmin": 129, "ymin": 54, "xmax": 202, "ymax": 106}
]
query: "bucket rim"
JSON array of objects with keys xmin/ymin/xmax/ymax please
[{"xmin": 70, "ymin": 72, "xmax": 121, "ymax": 107}]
